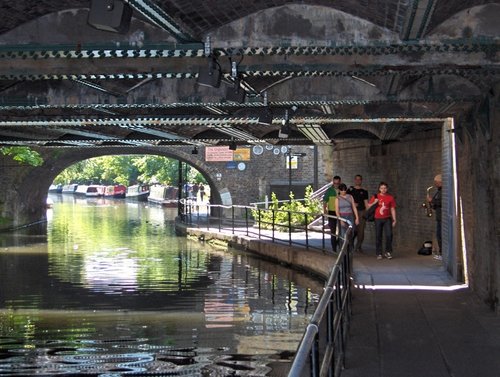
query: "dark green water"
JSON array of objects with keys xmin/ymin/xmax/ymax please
[{"xmin": 0, "ymin": 195, "xmax": 321, "ymax": 376}]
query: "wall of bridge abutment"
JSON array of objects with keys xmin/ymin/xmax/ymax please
[
  {"xmin": 327, "ymin": 112, "xmax": 500, "ymax": 313},
  {"xmin": 1, "ymin": 116, "xmax": 499, "ymax": 312}
]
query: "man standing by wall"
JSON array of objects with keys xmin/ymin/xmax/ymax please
[
  {"xmin": 348, "ymin": 174, "xmax": 369, "ymax": 253},
  {"xmin": 428, "ymin": 174, "xmax": 443, "ymax": 260},
  {"xmin": 323, "ymin": 176, "xmax": 341, "ymax": 252}
]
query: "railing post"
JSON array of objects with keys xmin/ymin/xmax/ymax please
[
  {"xmin": 245, "ymin": 207, "xmax": 249, "ymax": 236},
  {"xmin": 288, "ymin": 210, "xmax": 292, "ymax": 245},
  {"xmin": 322, "ymin": 213, "xmax": 326, "ymax": 251},
  {"xmin": 311, "ymin": 333, "xmax": 320, "ymax": 377},
  {"xmin": 232, "ymin": 206, "xmax": 235, "ymax": 234},
  {"xmin": 258, "ymin": 208, "xmax": 262, "ymax": 239},
  {"xmin": 305, "ymin": 213, "xmax": 309, "ymax": 249},
  {"xmin": 329, "ymin": 283, "xmax": 336, "ymax": 376},
  {"xmin": 218, "ymin": 207, "xmax": 222, "ymax": 231},
  {"xmin": 272, "ymin": 209, "xmax": 275, "ymax": 242},
  {"xmin": 196, "ymin": 206, "xmax": 201, "ymax": 230}
]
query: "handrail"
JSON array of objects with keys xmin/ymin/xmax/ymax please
[
  {"xmin": 288, "ymin": 226, "xmax": 353, "ymax": 377},
  {"xmin": 178, "ymin": 199, "xmax": 353, "ymax": 377},
  {"xmin": 249, "ymin": 182, "xmax": 331, "ymax": 207},
  {"xmin": 179, "ymin": 199, "xmax": 338, "ymax": 253},
  {"xmin": 310, "ymin": 182, "xmax": 332, "ymax": 200}
]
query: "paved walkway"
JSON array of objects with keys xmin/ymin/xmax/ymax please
[
  {"xmin": 344, "ymin": 246, "xmax": 500, "ymax": 377},
  {"xmin": 183, "ymin": 224, "xmax": 499, "ymax": 376}
]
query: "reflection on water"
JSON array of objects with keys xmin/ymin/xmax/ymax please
[{"xmin": 0, "ymin": 195, "xmax": 321, "ymax": 375}]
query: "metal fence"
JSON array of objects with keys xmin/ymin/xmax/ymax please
[
  {"xmin": 288, "ymin": 227, "xmax": 353, "ymax": 377},
  {"xmin": 179, "ymin": 200, "xmax": 335, "ymax": 252},
  {"xmin": 179, "ymin": 200, "xmax": 353, "ymax": 377}
]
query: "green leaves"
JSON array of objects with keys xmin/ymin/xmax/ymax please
[
  {"xmin": 1, "ymin": 147, "xmax": 43, "ymax": 166},
  {"xmin": 53, "ymin": 155, "xmax": 204, "ymax": 186},
  {"xmin": 252, "ymin": 186, "xmax": 322, "ymax": 229}
]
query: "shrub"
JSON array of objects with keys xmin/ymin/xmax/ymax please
[{"xmin": 252, "ymin": 186, "xmax": 322, "ymax": 230}]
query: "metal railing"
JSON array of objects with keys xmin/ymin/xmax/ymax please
[
  {"xmin": 288, "ymin": 226, "xmax": 353, "ymax": 377},
  {"xmin": 179, "ymin": 200, "xmax": 334, "ymax": 252},
  {"xmin": 179, "ymin": 200, "xmax": 353, "ymax": 377}
]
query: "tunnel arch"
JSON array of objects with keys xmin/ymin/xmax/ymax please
[{"xmin": 2, "ymin": 146, "xmax": 236, "ymax": 229}]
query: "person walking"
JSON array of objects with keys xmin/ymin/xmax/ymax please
[
  {"xmin": 199, "ymin": 183, "xmax": 205, "ymax": 202},
  {"xmin": 347, "ymin": 174, "xmax": 369, "ymax": 252},
  {"xmin": 323, "ymin": 176, "xmax": 341, "ymax": 252},
  {"xmin": 367, "ymin": 182, "xmax": 397, "ymax": 260},
  {"xmin": 335, "ymin": 183, "xmax": 359, "ymax": 244},
  {"xmin": 428, "ymin": 174, "xmax": 443, "ymax": 260}
]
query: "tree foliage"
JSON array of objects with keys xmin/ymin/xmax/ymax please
[
  {"xmin": 252, "ymin": 186, "xmax": 322, "ymax": 229},
  {"xmin": 1, "ymin": 147, "xmax": 43, "ymax": 166},
  {"xmin": 53, "ymin": 155, "xmax": 205, "ymax": 186}
]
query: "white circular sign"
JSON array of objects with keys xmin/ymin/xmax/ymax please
[
  {"xmin": 265, "ymin": 145, "xmax": 274, "ymax": 150},
  {"xmin": 273, "ymin": 148, "xmax": 280, "ymax": 155},
  {"xmin": 281, "ymin": 146, "xmax": 288, "ymax": 154},
  {"xmin": 237, "ymin": 162, "xmax": 246, "ymax": 171},
  {"xmin": 252, "ymin": 145, "xmax": 264, "ymax": 155}
]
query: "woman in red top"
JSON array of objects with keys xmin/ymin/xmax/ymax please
[{"xmin": 367, "ymin": 182, "xmax": 397, "ymax": 259}]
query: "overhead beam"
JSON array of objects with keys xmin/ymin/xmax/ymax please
[
  {"xmin": 72, "ymin": 79, "xmax": 125, "ymax": 97},
  {"xmin": 401, "ymin": 0, "xmax": 437, "ymax": 40},
  {"xmin": 0, "ymin": 97, "xmax": 482, "ymax": 116},
  {"xmin": 0, "ymin": 116, "xmax": 447, "ymax": 129},
  {"xmin": 297, "ymin": 124, "xmax": 332, "ymax": 145},
  {"xmin": 0, "ymin": 40, "xmax": 497, "ymax": 81},
  {"xmin": 1, "ymin": 40, "xmax": 496, "ymax": 60},
  {"xmin": 125, "ymin": 0, "xmax": 198, "ymax": 42}
]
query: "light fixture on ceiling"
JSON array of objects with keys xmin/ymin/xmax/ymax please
[
  {"xmin": 279, "ymin": 123, "xmax": 291, "ymax": 139},
  {"xmin": 229, "ymin": 139, "xmax": 237, "ymax": 150},
  {"xmin": 87, "ymin": 0, "xmax": 132, "ymax": 34},
  {"xmin": 258, "ymin": 109, "xmax": 273, "ymax": 125},
  {"xmin": 226, "ymin": 61, "xmax": 246, "ymax": 103},
  {"xmin": 278, "ymin": 109, "xmax": 290, "ymax": 139},
  {"xmin": 258, "ymin": 91, "xmax": 273, "ymax": 125},
  {"xmin": 191, "ymin": 146, "xmax": 198, "ymax": 154},
  {"xmin": 196, "ymin": 37, "xmax": 221, "ymax": 88}
]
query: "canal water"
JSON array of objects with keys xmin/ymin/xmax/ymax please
[{"xmin": 0, "ymin": 195, "xmax": 322, "ymax": 376}]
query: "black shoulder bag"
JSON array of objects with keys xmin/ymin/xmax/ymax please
[{"xmin": 363, "ymin": 194, "xmax": 377, "ymax": 222}]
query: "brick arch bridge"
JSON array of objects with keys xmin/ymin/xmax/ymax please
[{"xmin": 0, "ymin": 144, "xmax": 317, "ymax": 230}]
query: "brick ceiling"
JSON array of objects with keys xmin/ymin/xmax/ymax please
[{"xmin": 0, "ymin": 0, "xmax": 497, "ymax": 148}]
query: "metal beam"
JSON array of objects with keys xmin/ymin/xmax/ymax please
[
  {"xmin": 0, "ymin": 116, "xmax": 447, "ymax": 129},
  {"xmin": 0, "ymin": 97, "xmax": 482, "ymax": 115},
  {"xmin": 401, "ymin": 0, "xmax": 437, "ymax": 40},
  {"xmin": 0, "ymin": 40, "xmax": 496, "ymax": 60},
  {"xmin": 297, "ymin": 124, "xmax": 332, "ymax": 145},
  {"xmin": 125, "ymin": 0, "xmax": 198, "ymax": 42},
  {"xmin": 72, "ymin": 79, "xmax": 124, "ymax": 97}
]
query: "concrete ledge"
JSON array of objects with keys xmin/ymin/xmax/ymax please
[{"xmin": 176, "ymin": 220, "xmax": 336, "ymax": 280}]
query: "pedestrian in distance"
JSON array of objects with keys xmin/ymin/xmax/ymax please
[
  {"xmin": 335, "ymin": 183, "xmax": 359, "ymax": 244},
  {"xmin": 347, "ymin": 174, "xmax": 369, "ymax": 253},
  {"xmin": 367, "ymin": 182, "xmax": 397, "ymax": 260},
  {"xmin": 427, "ymin": 174, "xmax": 443, "ymax": 260},
  {"xmin": 199, "ymin": 183, "xmax": 205, "ymax": 202},
  {"xmin": 323, "ymin": 175, "xmax": 341, "ymax": 252}
]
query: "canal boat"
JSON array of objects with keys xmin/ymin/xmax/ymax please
[
  {"xmin": 74, "ymin": 185, "xmax": 89, "ymax": 196},
  {"xmin": 61, "ymin": 183, "xmax": 78, "ymax": 194},
  {"xmin": 126, "ymin": 184, "xmax": 149, "ymax": 201},
  {"xmin": 48, "ymin": 184, "xmax": 63, "ymax": 194},
  {"xmin": 147, "ymin": 185, "xmax": 178, "ymax": 207},
  {"xmin": 104, "ymin": 184, "xmax": 127, "ymax": 198},
  {"xmin": 85, "ymin": 185, "xmax": 105, "ymax": 197}
]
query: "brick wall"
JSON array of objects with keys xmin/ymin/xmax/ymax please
[
  {"xmin": 203, "ymin": 145, "xmax": 316, "ymax": 205},
  {"xmin": 455, "ymin": 105, "xmax": 499, "ymax": 311},
  {"xmin": 318, "ymin": 130, "xmax": 442, "ymax": 251}
]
